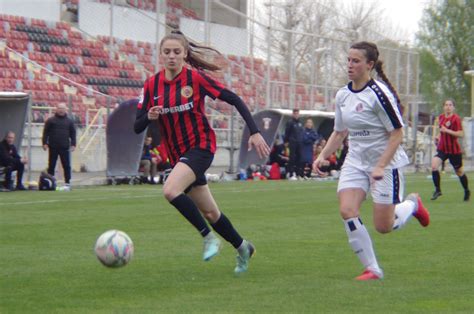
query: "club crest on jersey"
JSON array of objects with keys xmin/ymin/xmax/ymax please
[
  {"xmin": 262, "ymin": 117, "xmax": 272, "ymax": 130},
  {"xmin": 181, "ymin": 86, "xmax": 193, "ymax": 98},
  {"xmin": 445, "ymin": 121, "xmax": 451, "ymax": 127},
  {"xmin": 355, "ymin": 103, "xmax": 364, "ymax": 112}
]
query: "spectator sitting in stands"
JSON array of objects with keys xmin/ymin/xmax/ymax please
[
  {"xmin": 269, "ymin": 137, "xmax": 289, "ymax": 168},
  {"xmin": 0, "ymin": 131, "xmax": 27, "ymax": 191},
  {"xmin": 335, "ymin": 137, "xmax": 349, "ymax": 171},
  {"xmin": 312, "ymin": 143, "xmax": 337, "ymax": 178},
  {"xmin": 139, "ymin": 136, "xmax": 158, "ymax": 184},
  {"xmin": 33, "ymin": 111, "xmax": 45, "ymax": 123}
]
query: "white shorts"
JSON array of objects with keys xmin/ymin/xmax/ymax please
[{"xmin": 337, "ymin": 165, "xmax": 405, "ymax": 204}]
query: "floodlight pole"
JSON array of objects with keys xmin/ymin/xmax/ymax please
[
  {"xmin": 229, "ymin": 107, "xmax": 235, "ymax": 173},
  {"xmin": 406, "ymin": 53, "xmax": 410, "ymax": 98},
  {"xmin": 310, "ymin": 47, "xmax": 315, "ymax": 109},
  {"xmin": 464, "ymin": 70, "xmax": 474, "ymax": 117},
  {"xmin": 109, "ymin": 0, "xmax": 114, "ymax": 60},
  {"xmin": 396, "ymin": 49, "xmax": 400, "ymax": 97},
  {"xmin": 249, "ymin": 0, "xmax": 255, "ymax": 90},
  {"xmin": 27, "ymin": 92, "xmax": 32, "ymax": 183},
  {"xmin": 329, "ymin": 41, "xmax": 334, "ymax": 110},
  {"xmin": 155, "ymin": 0, "xmax": 161, "ymax": 72},
  {"xmin": 265, "ymin": 0, "xmax": 272, "ymax": 109},
  {"xmin": 204, "ymin": 0, "xmax": 211, "ymax": 45}
]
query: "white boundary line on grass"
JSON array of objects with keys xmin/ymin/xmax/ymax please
[
  {"xmin": 0, "ymin": 184, "xmax": 330, "ymax": 206},
  {"xmin": 0, "ymin": 194, "xmax": 158, "ymax": 206},
  {"xmin": 0, "ymin": 175, "xmax": 439, "ymax": 207}
]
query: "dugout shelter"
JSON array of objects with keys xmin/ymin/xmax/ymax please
[
  {"xmin": 238, "ymin": 108, "xmax": 335, "ymax": 169},
  {"xmin": 0, "ymin": 92, "xmax": 29, "ymax": 147},
  {"xmin": 106, "ymin": 98, "xmax": 146, "ymax": 183}
]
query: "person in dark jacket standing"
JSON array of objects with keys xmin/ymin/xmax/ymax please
[
  {"xmin": 0, "ymin": 131, "xmax": 27, "ymax": 190},
  {"xmin": 42, "ymin": 103, "xmax": 76, "ymax": 185},
  {"xmin": 301, "ymin": 118, "xmax": 321, "ymax": 178},
  {"xmin": 284, "ymin": 108, "xmax": 304, "ymax": 180}
]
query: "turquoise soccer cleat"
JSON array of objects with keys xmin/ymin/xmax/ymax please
[
  {"xmin": 202, "ymin": 233, "xmax": 221, "ymax": 261},
  {"xmin": 234, "ymin": 240, "xmax": 255, "ymax": 274}
]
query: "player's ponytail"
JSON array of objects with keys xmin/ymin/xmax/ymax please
[
  {"xmin": 374, "ymin": 59, "xmax": 402, "ymax": 108},
  {"xmin": 351, "ymin": 41, "xmax": 402, "ymax": 109},
  {"xmin": 160, "ymin": 30, "xmax": 222, "ymax": 72}
]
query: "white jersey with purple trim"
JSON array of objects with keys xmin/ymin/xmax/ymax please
[{"xmin": 334, "ymin": 79, "xmax": 409, "ymax": 171}]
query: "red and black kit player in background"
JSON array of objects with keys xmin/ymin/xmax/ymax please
[
  {"xmin": 431, "ymin": 99, "xmax": 470, "ymax": 201},
  {"xmin": 134, "ymin": 30, "xmax": 270, "ymax": 274}
]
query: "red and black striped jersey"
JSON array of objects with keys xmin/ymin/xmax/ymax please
[
  {"xmin": 137, "ymin": 67, "xmax": 225, "ymax": 165},
  {"xmin": 438, "ymin": 113, "xmax": 462, "ymax": 154}
]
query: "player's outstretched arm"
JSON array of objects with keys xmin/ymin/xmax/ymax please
[{"xmin": 218, "ymin": 89, "xmax": 270, "ymax": 158}]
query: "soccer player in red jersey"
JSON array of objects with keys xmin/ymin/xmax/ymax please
[
  {"xmin": 431, "ymin": 99, "xmax": 470, "ymax": 201},
  {"xmin": 134, "ymin": 30, "xmax": 270, "ymax": 273}
]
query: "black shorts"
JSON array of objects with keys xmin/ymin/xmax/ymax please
[
  {"xmin": 435, "ymin": 150, "xmax": 463, "ymax": 169},
  {"xmin": 177, "ymin": 148, "xmax": 214, "ymax": 193}
]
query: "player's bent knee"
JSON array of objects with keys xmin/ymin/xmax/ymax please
[
  {"xmin": 375, "ymin": 224, "xmax": 392, "ymax": 234},
  {"xmin": 202, "ymin": 210, "xmax": 220, "ymax": 223}
]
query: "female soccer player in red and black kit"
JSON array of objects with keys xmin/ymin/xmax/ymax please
[
  {"xmin": 134, "ymin": 30, "xmax": 270, "ymax": 273},
  {"xmin": 431, "ymin": 99, "xmax": 470, "ymax": 201}
]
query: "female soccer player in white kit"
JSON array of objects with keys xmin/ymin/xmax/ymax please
[{"xmin": 313, "ymin": 41, "xmax": 430, "ymax": 280}]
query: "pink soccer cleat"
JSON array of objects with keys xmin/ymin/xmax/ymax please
[
  {"xmin": 413, "ymin": 195, "xmax": 430, "ymax": 227},
  {"xmin": 355, "ymin": 269, "xmax": 382, "ymax": 281}
]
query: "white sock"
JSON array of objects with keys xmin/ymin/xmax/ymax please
[
  {"xmin": 343, "ymin": 217, "xmax": 382, "ymax": 276},
  {"xmin": 392, "ymin": 198, "xmax": 417, "ymax": 231}
]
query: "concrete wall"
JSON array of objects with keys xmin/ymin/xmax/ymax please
[
  {"xmin": 181, "ymin": 0, "xmax": 248, "ymax": 29},
  {"xmin": 78, "ymin": 1, "xmax": 248, "ymax": 55},
  {"xmin": 21, "ymin": 124, "xmax": 237, "ymax": 172},
  {"xmin": 180, "ymin": 17, "xmax": 248, "ymax": 56},
  {"xmin": 0, "ymin": 0, "xmax": 61, "ymax": 22},
  {"xmin": 79, "ymin": 0, "xmax": 166, "ymax": 43}
]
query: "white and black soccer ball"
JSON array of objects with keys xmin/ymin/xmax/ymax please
[{"xmin": 94, "ymin": 230, "xmax": 134, "ymax": 268}]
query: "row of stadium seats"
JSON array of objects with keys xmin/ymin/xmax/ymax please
[{"xmin": 1, "ymin": 11, "xmax": 323, "ymax": 124}]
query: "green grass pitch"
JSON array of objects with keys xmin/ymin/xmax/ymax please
[{"xmin": 1, "ymin": 174, "xmax": 473, "ymax": 313}]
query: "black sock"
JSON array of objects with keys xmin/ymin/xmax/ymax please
[
  {"xmin": 211, "ymin": 213, "xmax": 244, "ymax": 249},
  {"xmin": 170, "ymin": 194, "xmax": 210, "ymax": 237},
  {"xmin": 432, "ymin": 170, "xmax": 441, "ymax": 191},
  {"xmin": 459, "ymin": 174, "xmax": 469, "ymax": 191}
]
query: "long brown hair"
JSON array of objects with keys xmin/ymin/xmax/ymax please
[
  {"xmin": 350, "ymin": 41, "xmax": 402, "ymax": 107},
  {"xmin": 159, "ymin": 30, "xmax": 221, "ymax": 72}
]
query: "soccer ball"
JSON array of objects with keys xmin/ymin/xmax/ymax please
[{"xmin": 94, "ymin": 230, "xmax": 134, "ymax": 268}]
